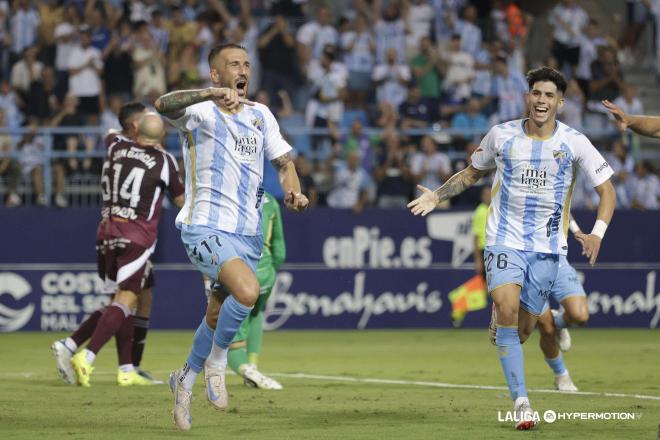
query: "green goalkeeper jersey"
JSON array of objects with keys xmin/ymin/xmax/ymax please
[{"xmin": 257, "ymin": 192, "xmax": 286, "ymax": 272}]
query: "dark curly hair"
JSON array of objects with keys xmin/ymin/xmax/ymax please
[{"xmin": 526, "ymin": 67, "xmax": 567, "ymax": 94}]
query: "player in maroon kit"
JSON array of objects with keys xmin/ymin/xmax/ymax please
[
  {"xmin": 52, "ymin": 102, "xmax": 166, "ymax": 385},
  {"xmin": 63, "ymin": 112, "xmax": 184, "ymax": 387}
]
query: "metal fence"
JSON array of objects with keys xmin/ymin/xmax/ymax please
[{"xmin": 0, "ymin": 125, "xmax": 657, "ymax": 207}]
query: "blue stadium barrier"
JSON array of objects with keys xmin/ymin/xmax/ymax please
[{"xmin": 0, "ymin": 208, "xmax": 658, "ymax": 331}]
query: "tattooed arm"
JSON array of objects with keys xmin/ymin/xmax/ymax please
[
  {"xmin": 154, "ymin": 87, "xmax": 244, "ymax": 119},
  {"xmin": 408, "ymin": 165, "xmax": 488, "ymax": 216},
  {"xmin": 271, "ymin": 152, "xmax": 309, "ymax": 211}
]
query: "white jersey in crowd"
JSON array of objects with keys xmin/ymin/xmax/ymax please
[
  {"xmin": 169, "ymin": 101, "xmax": 292, "ymax": 236},
  {"xmin": 471, "ymin": 119, "xmax": 613, "ymax": 255}
]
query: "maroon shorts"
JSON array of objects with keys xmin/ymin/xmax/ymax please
[{"xmin": 96, "ymin": 238, "xmax": 155, "ymax": 295}]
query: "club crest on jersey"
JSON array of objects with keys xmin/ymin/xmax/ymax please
[
  {"xmin": 251, "ymin": 117, "xmax": 264, "ymax": 132},
  {"xmin": 552, "ymin": 150, "xmax": 568, "ymax": 165}
]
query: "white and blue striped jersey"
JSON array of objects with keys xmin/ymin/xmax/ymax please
[
  {"xmin": 169, "ymin": 101, "xmax": 292, "ymax": 236},
  {"xmin": 471, "ymin": 119, "xmax": 613, "ymax": 255}
]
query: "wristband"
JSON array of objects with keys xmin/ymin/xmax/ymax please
[
  {"xmin": 591, "ymin": 219, "xmax": 608, "ymax": 239},
  {"xmin": 568, "ymin": 219, "xmax": 581, "ymax": 234}
]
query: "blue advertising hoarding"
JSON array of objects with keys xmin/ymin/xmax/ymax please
[{"xmin": 0, "ymin": 208, "xmax": 658, "ymax": 331}]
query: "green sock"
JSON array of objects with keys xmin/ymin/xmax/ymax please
[
  {"xmin": 227, "ymin": 346, "xmax": 248, "ymax": 374},
  {"xmin": 246, "ymin": 312, "xmax": 264, "ymax": 367}
]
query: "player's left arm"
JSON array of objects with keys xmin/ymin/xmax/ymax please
[
  {"xmin": 271, "ymin": 152, "xmax": 309, "ymax": 212},
  {"xmin": 580, "ymin": 180, "xmax": 616, "ymax": 266}
]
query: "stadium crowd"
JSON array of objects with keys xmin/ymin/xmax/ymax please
[{"xmin": 0, "ymin": 0, "xmax": 657, "ymax": 210}]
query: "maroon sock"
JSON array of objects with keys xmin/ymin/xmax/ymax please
[
  {"xmin": 132, "ymin": 316, "xmax": 150, "ymax": 367},
  {"xmin": 71, "ymin": 309, "xmax": 104, "ymax": 346},
  {"xmin": 87, "ymin": 304, "xmax": 129, "ymax": 355},
  {"xmin": 115, "ymin": 315, "xmax": 134, "ymax": 366}
]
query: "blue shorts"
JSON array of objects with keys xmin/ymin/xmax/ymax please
[
  {"xmin": 550, "ymin": 255, "xmax": 586, "ymax": 303},
  {"xmin": 484, "ymin": 245, "xmax": 559, "ymax": 316},
  {"xmin": 180, "ymin": 224, "xmax": 263, "ymax": 281}
]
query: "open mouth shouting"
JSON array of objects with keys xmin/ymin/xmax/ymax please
[
  {"xmin": 235, "ymin": 77, "xmax": 248, "ymax": 96},
  {"xmin": 533, "ymin": 105, "xmax": 549, "ymax": 118}
]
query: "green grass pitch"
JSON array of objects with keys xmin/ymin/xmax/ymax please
[{"xmin": 2, "ymin": 329, "xmax": 659, "ymax": 439}]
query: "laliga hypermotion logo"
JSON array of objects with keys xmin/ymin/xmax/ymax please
[
  {"xmin": 425, "ymin": 212, "xmax": 474, "ymax": 267},
  {"xmin": 0, "ymin": 272, "xmax": 35, "ymax": 332}
]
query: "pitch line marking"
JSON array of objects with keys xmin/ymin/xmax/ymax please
[{"xmin": 5, "ymin": 370, "xmax": 660, "ymax": 401}]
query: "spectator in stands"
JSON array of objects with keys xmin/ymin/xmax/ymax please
[
  {"xmin": 373, "ymin": 0, "xmax": 407, "ymax": 64},
  {"xmin": 450, "ymin": 97, "xmax": 489, "ymax": 139},
  {"xmin": 0, "ymin": 2, "xmax": 10, "ymax": 80},
  {"xmin": 9, "ymin": 45, "xmax": 43, "ymax": 101},
  {"xmin": 489, "ymin": 53, "xmax": 527, "ymax": 123},
  {"xmin": 586, "ymin": 45, "xmax": 624, "ymax": 131},
  {"xmin": 53, "ymin": 4, "xmax": 80, "ymax": 100},
  {"xmin": 341, "ymin": 13, "xmax": 375, "ymax": 109},
  {"xmin": 606, "ymin": 138, "xmax": 634, "ymax": 208},
  {"xmin": 627, "ymin": 161, "xmax": 659, "ymax": 210},
  {"xmin": 100, "ymin": 94, "xmax": 123, "ymax": 137},
  {"xmin": 472, "ymin": 39, "xmax": 503, "ymax": 104},
  {"xmin": 342, "ymin": 118, "xmax": 376, "ymax": 174},
  {"xmin": 404, "ymin": 0, "xmax": 434, "ymax": 57},
  {"xmin": 409, "ymin": 135, "xmax": 452, "ymax": 201},
  {"xmin": 455, "ymin": 4, "xmax": 482, "ymax": 58},
  {"xmin": 296, "ymin": 5, "xmax": 338, "ymax": 66},
  {"xmin": 36, "ymin": 0, "xmax": 62, "ymax": 67},
  {"xmin": 433, "ymin": 0, "xmax": 466, "ymax": 50},
  {"xmin": 258, "ymin": 14, "xmax": 300, "ymax": 108},
  {"xmin": 168, "ymin": 43, "xmax": 201, "ymax": 90},
  {"xmin": 612, "ymin": 84, "xmax": 643, "ymax": 122},
  {"xmin": 26, "ymin": 66, "xmax": 59, "ymax": 123},
  {"xmin": 0, "ymin": 109, "xmax": 21, "ymax": 207},
  {"xmin": 548, "ymin": 0, "xmax": 588, "ymax": 76},
  {"xmin": 399, "ymin": 84, "xmax": 436, "ymax": 130},
  {"xmin": 374, "ymin": 128, "xmax": 414, "ymax": 208},
  {"xmin": 166, "ymin": 6, "xmax": 198, "ymax": 61},
  {"xmin": 576, "ymin": 18, "xmax": 606, "ymax": 98},
  {"xmin": 294, "ymin": 153, "xmax": 318, "ymax": 208},
  {"xmin": 67, "ymin": 26, "xmax": 103, "ymax": 124},
  {"xmin": 0, "ymin": 79, "xmax": 23, "ymax": 129},
  {"xmin": 50, "ymin": 93, "xmax": 94, "ymax": 187},
  {"xmin": 132, "ymin": 20, "xmax": 166, "ymax": 101},
  {"xmin": 373, "ymin": 47, "xmax": 411, "ymax": 109},
  {"xmin": 182, "ymin": 0, "xmax": 201, "ymax": 22},
  {"xmin": 410, "ymin": 36, "xmax": 443, "ymax": 101},
  {"xmin": 442, "ymin": 34, "xmax": 474, "ymax": 104},
  {"xmin": 373, "ymin": 100, "xmax": 399, "ymax": 129},
  {"xmin": 558, "ymin": 78, "xmax": 585, "ymax": 130},
  {"xmin": 18, "ymin": 118, "xmax": 47, "ymax": 207},
  {"xmin": 305, "ymin": 45, "xmax": 347, "ymax": 154},
  {"xmin": 103, "ymin": 19, "xmax": 134, "ymax": 100},
  {"xmin": 9, "ymin": 0, "xmax": 40, "ymax": 65},
  {"xmin": 326, "ymin": 150, "xmax": 371, "ymax": 213}
]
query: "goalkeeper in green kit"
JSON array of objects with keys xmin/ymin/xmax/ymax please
[{"xmin": 227, "ymin": 191, "xmax": 285, "ymax": 389}]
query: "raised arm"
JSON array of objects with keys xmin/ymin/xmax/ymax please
[
  {"xmin": 271, "ymin": 152, "xmax": 309, "ymax": 211},
  {"xmin": 602, "ymin": 99, "xmax": 660, "ymax": 137},
  {"xmin": 408, "ymin": 165, "xmax": 488, "ymax": 216},
  {"xmin": 154, "ymin": 87, "xmax": 243, "ymax": 119}
]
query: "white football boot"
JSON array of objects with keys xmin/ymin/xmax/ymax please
[
  {"xmin": 513, "ymin": 397, "xmax": 537, "ymax": 430},
  {"xmin": 240, "ymin": 364, "xmax": 283, "ymax": 390},
  {"xmin": 555, "ymin": 371, "xmax": 579, "ymax": 392},
  {"xmin": 51, "ymin": 340, "xmax": 76, "ymax": 384},
  {"xmin": 169, "ymin": 369, "xmax": 192, "ymax": 431},
  {"xmin": 204, "ymin": 363, "xmax": 229, "ymax": 410}
]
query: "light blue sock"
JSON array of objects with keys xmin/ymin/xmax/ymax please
[
  {"xmin": 213, "ymin": 295, "xmax": 252, "ymax": 349},
  {"xmin": 496, "ymin": 326, "xmax": 527, "ymax": 400},
  {"xmin": 545, "ymin": 354, "xmax": 567, "ymax": 376},
  {"xmin": 553, "ymin": 311, "xmax": 567, "ymax": 329},
  {"xmin": 185, "ymin": 318, "xmax": 214, "ymax": 373}
]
